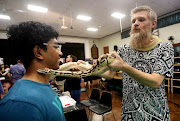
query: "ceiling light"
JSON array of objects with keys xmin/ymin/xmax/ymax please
[
  {"xmin": 61, "ymin": 26, "xmax": 68, "ymax": 29},
  {"xmin": 76, "ymin": 15, "xmax": 91, "ymax": 21},
  {"xmin": 61, "ymin": 15, "xmax": 67, "ymax": 29},
  {"xmin": 111, "ymin": 12, "xmax": 125, "ymax": 19},
  {"xmin": 0, "ymin": 14, "xmax": 10, "ymax": 20},
  {"xmin": 17, "ymin": 10, "xmax": 26, "ymax": 13},
  {"xmin": 28, "ymin": 4, "xmax": 48, "ymax": 13},
  {"xmin": 87, "ymin": 28, "xmax": 98, "ymax": 31}
]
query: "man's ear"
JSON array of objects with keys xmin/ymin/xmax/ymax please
[
  {"xmin": 151, "ymin": 20, "xmax": 157, "ymax": 29},
  {"xmin": 33, "ymin": 46, "xmax": 44, "ymax": 60}
]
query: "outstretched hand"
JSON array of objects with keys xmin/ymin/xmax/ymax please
[{"xmin": 108, "ymin": 51, "xmax": 126, "ymax": 72}]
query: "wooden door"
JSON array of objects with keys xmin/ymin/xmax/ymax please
[{"xmin": 103, "ymin": 46, "xmax": 109, "ymax": 54}]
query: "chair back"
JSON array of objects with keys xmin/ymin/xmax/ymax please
[
  {"xmin": 90, "ymin": 88, "xmax": 100, "ymax": 102},
  {"xmin": 81, "ymin": 81, "xmax": 89, "ymax": 98},
  {"xmin": 99, "ymin": 91, "xmax": 112, "ymax": 108}
]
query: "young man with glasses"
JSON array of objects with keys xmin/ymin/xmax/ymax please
[{"xmin": 0, "ymin": 21, "xmax": 66, "ymax": 121}]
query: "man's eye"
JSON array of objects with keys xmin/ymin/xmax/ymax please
[
  {"xmin": 53, "ymin": 45, "xmax": 59, "ymax": 48},
  {"xmin": 139, "ymin": 19, "xmax": 145, "ymax": 22},
  {"xmin": 132, "ymin": 20, "xmax": 135, "ymax": 23}
]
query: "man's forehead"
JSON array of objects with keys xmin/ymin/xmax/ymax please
[
  {"xmin": 131, "ymin": 11, "xmax": 149, "ymax": 19},
  {"xmin": 49, "ymin": 40, "xmax": 62, "ymax": 45},
  {"xmin": 54, "ymin": 42, "xmax": 62, "ymax": 45}
]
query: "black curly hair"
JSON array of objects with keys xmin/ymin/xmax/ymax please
[
  {"xmin": 7, "ymin": 21, "xmax": 59, "ymax": 68},
  {"xmin": 69, "ymin": 55, "xmax": 77, "ymax": 62}
]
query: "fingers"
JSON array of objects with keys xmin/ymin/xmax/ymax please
[
  {"xmin": 77, "ymin": 60, "xmax": 86, "ymax": 65},
  {"xmin": 109, "ymin": 51, "xmax": 119, "ymax": 57}
]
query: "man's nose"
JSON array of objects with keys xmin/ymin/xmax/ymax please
[
  {"xmin": 134, "ymin": 20, "xmax": 139, "ymax": 27},
  {"xmin": 59, "ymin": 51, "xmax": 63, "ymax": 56}
]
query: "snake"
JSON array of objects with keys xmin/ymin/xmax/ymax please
[{"xmin": 37, "ymin": 54, "xmax": 116, "ymax": 78}]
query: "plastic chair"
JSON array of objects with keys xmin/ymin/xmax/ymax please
[
  {"xmin": 81, "ymin": 81, "xmax": 90, "ymax": 98},
  {"xmin": 88, "ymin": 91, "xmax": 116, "ymax": 121},
  {"xmin": 81, "ymin": 88, "xmax": 100, "ymax": 107},
  {"xmin": 81, "ymin": 88, "xmax": 100, "ymax": 121}
]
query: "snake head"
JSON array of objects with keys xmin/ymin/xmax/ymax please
[
  {"xmin": 37, "ymin": 68, "xmax": 52, "ymax": 74},
  {"xmin": 98, "ymin": 54, "xmax": 116, "ymax": 64}
]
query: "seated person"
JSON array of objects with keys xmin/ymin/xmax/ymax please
[{"xmin": 0, "ymin": 77, "xmax": 12, "ymax": 100}]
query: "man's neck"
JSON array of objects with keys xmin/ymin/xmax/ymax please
[
  {"xmin": 22, "ymin": 61, "xmax": 50, "ymax": 84},
  {"xmin": 131, "ymin": 35, "xmax": 161, "ymax": 51}
]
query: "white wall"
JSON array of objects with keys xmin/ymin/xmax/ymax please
[
  {"xmin": 96, "ymin": 32, "xmax": 131, "ymax": 56},
  {"xmin": 159, "ymin": 23, "xmax": 180, "ymax": 43},
  {"xmin": 0, "ymin": 32, "xmax": 7, "ymax": 39},
  {"xmin": 96, "ymin": 23, "xmax": 180, "ymax": 56}
]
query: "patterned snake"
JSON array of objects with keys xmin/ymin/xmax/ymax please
[{"xmin": 37, "ymin": 54, "xmax": 116, "ymax": 78}]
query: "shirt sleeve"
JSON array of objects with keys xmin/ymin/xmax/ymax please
[
  {"xmin": 117, "ymin": 44, "xmax": 125, "ymax": 57},
  {"xmin": 153, "ymin": 42, "xmax": 174, "ymax": 78},
  {"xmin": 8, "ymin": 67, "xmax": 11, "ymax": 73},
  {"xmin": 23, "ymin": 67, "xmax": 26, "ymax": 74}
]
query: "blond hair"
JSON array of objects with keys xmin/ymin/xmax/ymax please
[{"xmin": 131, "ymin": 5, "xmax": 157, "ymax": 31}]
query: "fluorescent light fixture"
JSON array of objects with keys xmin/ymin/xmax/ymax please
[
  {"xmin": 76, "ymin": 15, "xmax": 91, "ymax": 21},
  {"xmin": 111, "ymin": 12, "xmax": 125, "ymax": 19},
  {"xmin": 28, "ymin": 4, "xmax": 48, "ymax": 13},
  {"xmin": 61, "ymin": 26, "xmax": 68, "ymax": 29},
  {"xmin": 0, "ymin": 14, "xmax": 10, "ymax": 20},
  {"xmin": 87, "ymin": 28, "xmax": 98, "ymax": 31},
  {"xmin": 17, "ymin": 10, "xmax": 26, "ymax": 13}
]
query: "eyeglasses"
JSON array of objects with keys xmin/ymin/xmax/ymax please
[{"xmin": 43, "ymin": 43, "xmax": 62, "ymax": 51}]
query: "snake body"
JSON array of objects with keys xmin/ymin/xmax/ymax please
[{"xmin": 37, "ymin": 54, "xmax": 115, "ymax": 78}]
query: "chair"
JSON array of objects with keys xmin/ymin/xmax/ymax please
[
  {"xmin": 81, "ymin": 88, "xmax": 100, "ymax": 120},
  {"xmin": 81, "ymin": 88, "xmax": 100, "ymax": 107},
  {"xmin": 81, "ymin": 81, "xmax": 90, "ymax": 98},
  {"xmin": 88, "ymin": 91, "xmax": 116, "ymax": 121}
]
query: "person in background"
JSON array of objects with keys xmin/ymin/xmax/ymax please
[
  {"xmin": 54, "ymin": 52, "xmax": 66, "ymax": 91},
  {"xmin": 0, "ymin": 21, "xmax": 65, "ymax": 121},
  {"xmin": 0, "ymin": 77, "xmax": 12, "ymax": 100},
  {"xmin": 65, "ymin": 54, "xmax": 81, "ymax": 104},
  {"xmin": 101, "ymin": 5, "xmax": 173, "ymax": 121},
  {"xmin": 4, "ymin": 65, "xmax": 10, "ymax": 73},
  {"xmin": 77, "ymin": 59, "xmax": 93, "ymax": 89},
  {"xmin": 0, "ymin": 64, "xmax": 9, "ymax": 79},
  {"xmin": 0, "ymin": 79, "xmax": 4, "ymax": 95},
  {"xmin": 8, "ymin": 60, "xmax": 26, "ymax": 84}
]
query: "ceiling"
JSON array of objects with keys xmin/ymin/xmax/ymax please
[{"xmin": 0, "ymin": 0, "xmax": 180, "ymax": 39}]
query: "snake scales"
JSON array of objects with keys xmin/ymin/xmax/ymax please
[{"xmin": 37, "ymin": 54, "xmax": 115, "ymax": 78}]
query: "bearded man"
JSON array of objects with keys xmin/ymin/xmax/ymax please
[{"xmin": 104, "ymin": 6, "xmax": 174, "ymax": 121}]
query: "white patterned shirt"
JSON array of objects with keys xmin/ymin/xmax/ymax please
[{"xmin": 117, "ymin": 42, "xmax": 174, "ymax": 121}]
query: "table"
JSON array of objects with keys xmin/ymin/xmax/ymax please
[
  {"xmin": 64, "ymin": 104, "xmax": 88, "ymax": 121},
  {"xmin": 52, "ymin": 86, "xmax": 88, "ymax": 121}
]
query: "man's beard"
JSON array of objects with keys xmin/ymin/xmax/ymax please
[{"xmin": 130, "ymin": 27, "xmax": 152, "ymax": 49}]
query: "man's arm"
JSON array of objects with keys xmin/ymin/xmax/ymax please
[
  {"xmin": 99, "ymin": 70, "xmax": 117, "ymax": 80},
  {"xmin": 121, "ymin": 63, "xmax": 164, "ymax": 89},
  {"xmin": 7, "ymin": 72, "xmax": 12, "ymax": 79},
  {"xmin": 108, "ymin": 52, "xmax": 165, "ymax": 89}
]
